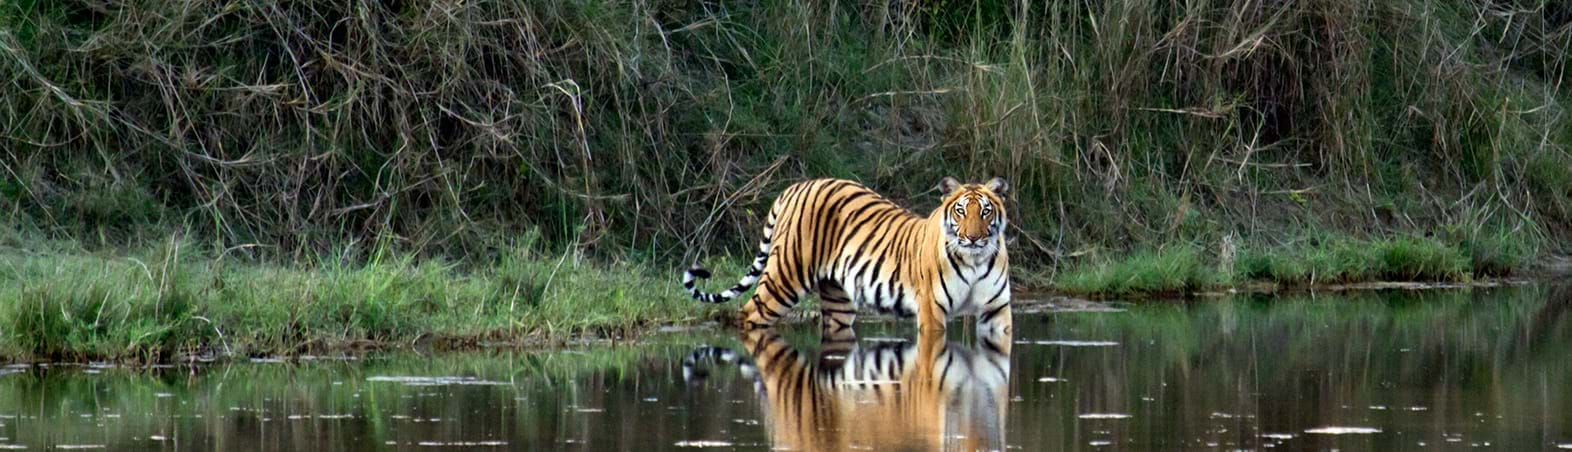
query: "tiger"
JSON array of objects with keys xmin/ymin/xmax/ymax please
[
  {"xmin": 681, "ymin": 177, "xmax": 1012, "ymax": 333},
  {"xmin": 683, "ymin": 328, "xmax": 1012, "ymax": 451}
]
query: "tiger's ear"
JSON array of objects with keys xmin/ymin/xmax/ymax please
[
  {"xmin": 938, "ymin": 177, "xmax": 962, "ymax": 194},
  {"xmin": 986, "ymin": 177, "xmax": 1009, "ymax": 196}
]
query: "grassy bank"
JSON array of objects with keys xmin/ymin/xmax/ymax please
[
  {"xmin": 0, "ymin": 231, "xmax": 724, "ymax": 362},
  {"xmin": 0, "ymin": 226, "xmax": 1544, "ymax": 362},
  {"xmin": 1052, "ymin": 227, "xmax": 1539, "ymax": 296}
]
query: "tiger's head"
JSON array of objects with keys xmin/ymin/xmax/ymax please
[{"xmin": 937, "ymin": 177, "xmax": 1009, "ymax": 256}]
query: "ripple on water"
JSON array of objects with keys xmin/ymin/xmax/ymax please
[
  {"xmin": 1078, "ymin": 413, "xmax": 1132, "ymax": 420},
  {"xmin": 1304, "ymin": 426, "xmax": 1381, "ymax": 435}
]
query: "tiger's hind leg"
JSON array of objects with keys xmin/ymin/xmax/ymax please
[
  {"xmin": 737, "ymin": 275, "xmax": 808, "ymax": 329},
  {"xmin": 816, "ymin": 279, "xmax": 857, "ymax": 334}
]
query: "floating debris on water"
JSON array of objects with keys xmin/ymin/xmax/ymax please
[
  {"xmin": 1304, "ymin": 426, "xmax": 1382, "ymax": 435},
  {"xmin": 1078, "ymin": 413, "xmax": 1132, "ymax": 420},
  {"xmin": 674, "ymin": 440, "xmax": 734, "ymax": 447},
  {"xmin": 1036, "ymin": 377, "xmax": 1066, "ymax": 383},
  {"xmin": 1088, "ymin": 440, "xmax": 1112, "ymax": 446},
  {"xmin": 149, "ymin": 436, "xmax": 167, "ymax": 441},
  {"xmin": 1016, "ymin": 340, "xmax": 1120, "ymax": 347},
  {"xmin": 414, "ymin": 441, "xmax": 507, "ymax": 447},
  {"xmin": 365, "ymin": 376, "xmax": 508, "ymax": 386},
  {"xmin": 1261, "ymin": 433, "xmax": 1295, "ymax": 440}
]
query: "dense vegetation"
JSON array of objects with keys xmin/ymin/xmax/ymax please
[{"xmin": 1, "ymin": 0, "xmax": 1568, "ymax": 359}]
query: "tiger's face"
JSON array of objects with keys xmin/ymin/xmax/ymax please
[{"xmin": 938, "ymin": 177, "xmax": 1009, "ymax": 256}]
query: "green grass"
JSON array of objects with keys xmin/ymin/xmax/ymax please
[
  {"xmin": 1053, "ymin": 245, "xmax": 1224, "ymax": 296},
  {"xmin": 1234, "ymin": 236, "xmax": 1479, "ymax": 285},
  {"xmin": 1056, "ymin": 230, "xmax": 1533, "ymax": 296},
  {"xmin": 0, "ymin": 233, "xmax": 725, "ymax": 362}
]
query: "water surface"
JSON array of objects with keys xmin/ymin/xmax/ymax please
[{"xmin": 2, "ymin": 286, "xmax": 1570, "ymax": 450}]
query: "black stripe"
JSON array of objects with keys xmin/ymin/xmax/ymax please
[
  {"xmin": 813, "ymin": 186, "xmax": 865, "ymax": 258},
  {"xmin": 777, "ymin": 183, "xmax": 816, "ymax": 292},
  {"xmin": 980, "ymin": 299, "xmax": 1009, "ymax": 323},
  {"xmin": 844, "ymin": 202, "xmax": 891, "ymax": 240},
  {"xmin": 937, "ymin": 270, "xmax": 958, "ymax": 313},
  {"xmin": 797, "ymin": 182, "xmax": 837, "ymax": 286},
  {"xmin": 758, "ymin": 340, "xmax": 792, "ymax": 366},
  {"xmin": 946, "ymin": 250, "xmax": 968, "ymax": 284},
  {"xmin": 976, "ymin": 252, "xmax": 998, "ymax": 281},
  {"xmin": 864, "ymin": 254, "xmax": 888, "ymax": 290},
  {"xmin": 849, "ymin": 213, "xmax": 904, "ymax": 282},
  {"xmin": 815, "ymin": 191, "xmax": 874, "ymax": 274},
  {"xmin": 981, "ymin": 281, "xmax": 1010, "ymax": 307},
  {"xmin": 847, "ymin": 207, "xmax": 901, "ymax": 261},
  {"xmin": 982, "ymin": 349, "xmax": 1008, "ymax": 376},
  {"xmin": 761, "ymin": 281, "xmax": 790, "ymax": 306},
  {"xmin": 831, "ymin": 200, "xmax": 885, "ymax": 280},
  {"xmin": 980, "ymin": 336, "xmax": 1006, "ymax": 355}
]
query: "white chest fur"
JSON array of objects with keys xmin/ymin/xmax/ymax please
[{"xmin": 935, "ymin": 249, "xmax": 1009, "ymax": 317}]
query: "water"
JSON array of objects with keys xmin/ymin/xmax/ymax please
[{"xmin": 2, "ymin": 286, "xmax": 1570, "ymax": 451}]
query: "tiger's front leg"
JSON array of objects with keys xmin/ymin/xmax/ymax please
[
  {"xmin": 918, "ymin": 293, "xmax": 948, "ymax": 333},
  {"xmin": 976, "ymin": 284, "xmax": 1012, "ymax": 336}
]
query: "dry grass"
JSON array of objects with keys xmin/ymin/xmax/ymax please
[{"xmin": 1, "ymin": 0, "xmax": 1567, "ymax": 276}]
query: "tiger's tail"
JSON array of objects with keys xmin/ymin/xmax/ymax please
[
  {"xmin": 681, "ymin": 346, "xmax": 758, "ymax": 383},
  {"xmin": 683, "ymin": 211, "xmax": 775, "ymax": 304}
]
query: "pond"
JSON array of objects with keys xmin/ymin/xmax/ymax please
[{"xmin": 2, "ymin": 285, "xmax": 1570, "ymax": 451}]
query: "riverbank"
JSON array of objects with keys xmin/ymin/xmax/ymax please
[{"xmin": 1, "ymin": 230, "xmax": 1550, "ymax": 363}]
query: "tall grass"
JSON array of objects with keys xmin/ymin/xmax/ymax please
[{"xmin": 0, "ymin": 0, "xmax": 1565, "ymax": 271}]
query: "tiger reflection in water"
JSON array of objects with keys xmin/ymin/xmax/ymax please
[{"xmin": 684, "ymin": 329, "xmax": 1011, "ymax": 451}]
